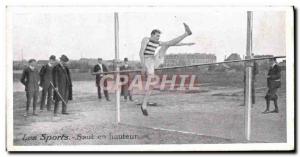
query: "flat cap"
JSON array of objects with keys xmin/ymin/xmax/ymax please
[{"xmin": 60, "ymin": 54, "xmax": 69, "ymax": 62}]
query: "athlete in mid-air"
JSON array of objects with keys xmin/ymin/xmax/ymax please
[{"xmin": 139, "ymin": 23, "xmax": 194, "ymax": 116}]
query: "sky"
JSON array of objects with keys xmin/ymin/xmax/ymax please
[{"xmin": 10, "ymin": 9, "xmax": 286, "ymax": 62}]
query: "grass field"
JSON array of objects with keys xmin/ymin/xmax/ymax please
[{"xmin": 12, "ymin": 70, "xmax": 286, "ymax": 145}]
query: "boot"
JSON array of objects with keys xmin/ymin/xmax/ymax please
[{"xmin": 271, "ymin": 99, "xmax": 279, "ymax": 113}]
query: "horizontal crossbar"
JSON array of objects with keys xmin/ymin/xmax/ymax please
[{"xmin": 91, "ymin": 56, "xmax": 286, "ymax": 75}]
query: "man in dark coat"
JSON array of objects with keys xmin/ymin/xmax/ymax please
[
  {"xmin": 263, "ymin": 58, "xmax": 281, "ymax": 114},
  {"xmin": 20, "ymin": 59, "xmax": 39, "ymax": 116},
  {"xmin": 120, "ymin": 58, "xmax": 133, "ymax": 101},
  {"xmin": 52, "ymin": 55, "xmax": 73, "ymax": 116},
  {"xmin": 39, "ymin": 55, "xmax": 56, "ymax": 111},
  {"xmin": 93, "ymin": 58, "xmax": 110, "ymax": 101}
]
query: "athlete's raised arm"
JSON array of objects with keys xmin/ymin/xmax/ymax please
[{"xmin": 174, "ymin": 42, "xmax": 195, "ymax": 46}]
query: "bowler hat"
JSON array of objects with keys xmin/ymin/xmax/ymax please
[
  {"xmin": 60, "ymin": 54, "xmax": 69, "ymax": 62},
  {"xmin": 49, "ymin": 55, "xmax": 56, "ymax": 60},
  {"xmin": 28, "ymin": 59, "xmax": 36, "ymax": 63}
]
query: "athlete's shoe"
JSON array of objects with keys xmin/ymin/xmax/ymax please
[
  {"xmin": 183, "ymin": 23, "xmax": 192, "ymax": 35},
  {"xmin": 141, "ymin": 106, "xmax": 148, "ymax": 116}
]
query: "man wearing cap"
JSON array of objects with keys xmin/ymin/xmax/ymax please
[
  {"xmin": 120, "ymin": 58, "xmax": 133, "ymax": 101},
  {"xmin": 263, "ymin": 58, "xmax": 281, "ymax": 114},
  {"xmin": 20, "ymin": 59, "xmax": 40, "ymax": 116},
  {"xmin": 39, "ymin": 55, "xmax": 56, "ymax": 111},
  {"xmin": 52, "ymin": 55, "xmax": 73, "ymax": 116},
  {"xmin": 93, "ymin": 58, "xmax": 110, "ymax": 101}
]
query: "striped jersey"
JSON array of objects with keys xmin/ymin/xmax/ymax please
[{"xmin": 144, "ymin": 39, "xmax": 160, "ymax": 55}]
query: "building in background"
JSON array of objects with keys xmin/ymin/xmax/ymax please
[{"xmin": 163, "ymin": 53, "xmax": 217, "ymax": 67}]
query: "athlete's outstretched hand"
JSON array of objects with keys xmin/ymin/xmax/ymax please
[{"xmin": 186, "ymin": 42, "xmax": 195, "ymax": 46}]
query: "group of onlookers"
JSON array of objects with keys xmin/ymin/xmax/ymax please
[
  {"xmin": 20, "ymin": 55, "xmax": 72, "ymax": 117},
  {"xmin": 20, "ymin": 55, "xmax": 133, "ymax": 117},
  {"xmin": 93, "ymin": 57, "xmax": 133, "ymax": 102}
]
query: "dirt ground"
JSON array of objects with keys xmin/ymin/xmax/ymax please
[
  {"xmin": 12, "ymin": 92, "xmax": 237, "ymax": 145},
  {"xmin": 12, "ymin": 78, "xmax": 286, "ymax": 146},
  {"xmin": 122, "ymin": 85, "xmax": 286, "ymax": 143}
]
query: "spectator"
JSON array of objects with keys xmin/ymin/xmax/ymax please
[
  {"xmin": 39, "ymin": 55, "xmax": 56, "ymax": 111},
  {"xmin": 52, "ymin": 55, "xmax": 73, "ymax": 116},
  {"xmin": 93, "ymin": 58, "xmax": 110, "ymax": 101},
  {"xmin": 120, "ymin": 58, "xmax": 133, "ymax": 101},
  {"xmin": 263, "ymin": 58, "xmax": 281, "ymax": 114},
  {"xmin": 20, "ymin": 59, "xmax": 39, "ymax": 117}
]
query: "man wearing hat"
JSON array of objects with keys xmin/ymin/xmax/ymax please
[
  {"xmin": 20, "ymin": 59, "xmax": 40, "ymax": 116},
  {"xmin": 263, "ymin": 58, "xmax": 281, "ymax": 114},
  {"xmin": 39, "ymin": 55, "xmax": 56, "ymax": 111},
  {"xmin": 52, "ymin": 55, "xmax": 73, "ymax": 116},
  {"xmin": 120, "ymin": 58, "xmax": 133, "ymax": 101},
  {"xmin": 93, "ymin": 58, "xmax": 110, "ymax": 101}
]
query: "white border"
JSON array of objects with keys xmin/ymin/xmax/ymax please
[{"xmin": 5, "ymin": 6, "xmax": 294, "ymax": 151}]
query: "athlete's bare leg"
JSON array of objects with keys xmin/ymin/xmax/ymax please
[
  {"xmin": 162, "ymin": 23, "xmax": 192, "ymax": 46},
  {"xmin": 141, "ymin": 77, "xmax": 152, "ymax": 116}
]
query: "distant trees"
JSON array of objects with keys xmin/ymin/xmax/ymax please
[{"xmin": 224, "ymin": 53, "xmax": 243, "ymax": 71}]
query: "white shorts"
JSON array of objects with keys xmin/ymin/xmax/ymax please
[{"xmin": 144, "ymin": 46, "xmax": 169, "ymax": 75}]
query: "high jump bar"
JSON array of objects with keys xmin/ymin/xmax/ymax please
[{"xmin": 91, "ymin": 55, "xmax": 286, "ymax": 75}]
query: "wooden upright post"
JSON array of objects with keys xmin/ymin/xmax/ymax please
[
  {"xmin": 245, "ymin": 11, "xmax": 253, "ymax": 141},
  {"xmin": 114, "ymin": 12, "xmax": 121, "ymax": 123}
]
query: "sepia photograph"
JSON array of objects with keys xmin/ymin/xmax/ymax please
[{"xmin": 5, "ymin": 6, "xmax": 294, "ymax": 151}]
